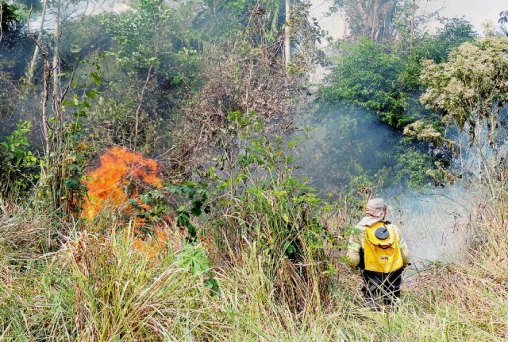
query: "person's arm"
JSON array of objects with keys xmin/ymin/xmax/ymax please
[
  {"xmin": 346, "ymin": 228, "xmax": 362, "ymax": 268},
  {"xmin": 393, "ymin": 225, "xmax": 411, "ymax": 267}
]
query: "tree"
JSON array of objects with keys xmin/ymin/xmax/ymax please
[
  {"xmin": 285, "ymin": 0, "xmax": 290, "ymax": 66},
  {"xmin": 420, "ymin": 37, "xmax": 508, "ymax": 194},
  {"xmin": 499, "ymin": 10, "xmax": 508, "ymax": 36},
  {"xmin": 169, "ymin": 0, "xmax": 322, "ymax": 174},
  {"xmin": 0, "ymin": 0, "xmax": 30, "ymax": 43},
  {"xmin": 1, "ymin": 1, "xmax": 19, "ymax": 39},
  {"xmin": 26, "ymin": 0, "xmax": 47, "ymax": 84},
  {"xmin": 398, "ymin": 17, "xmax": 476, "ymax": 91},
  {"xmin": 333, "ymin": 0, "xmax": 399, "ymax": 41},
  {"xmin": 321, "ymin": 17, "xmax": 476, "ymax": 128},
  {"xmin": 331, "ymin": 0, "xmax": 416, "ymax": 43},
  {"xmin": 320, "ymin": 38, "xmax": 410, "ymax": 127},
  {"xmin": 189, "ymin": 0, "xmax": 321, "ymax": 67}
]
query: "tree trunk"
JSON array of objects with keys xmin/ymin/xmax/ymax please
[
  {"xmin": 133, "ymin": 66, "xmax": 153, "ymax": 152},
  {"xmin": 384, "ymin": 0, "xmax": 398, "ymax": 41},
  {"xmin": 371, "ymin": 0, "xmax": 379, "ymax": 40},
  {"xmin": 27, "ymin": 0, "xmax": 48, "ymax": 84},
  {"xmin": 50, "ymin": 0, "xmax": 64, "ymax": 209},
  {"xmin": 349, "ymin": 0, "xmax": 398, "ymax": 42},
  {"xmin": 284, "ymin": 0, "xmax": 290, "ymax": 67},
  {"xmin": 52, "ymin": 0, "xmax": 63, "ymax": 149},
  {"xmin": 409, "ymin": 0, "xmax": 416, "ymax": 47},
  {"xmin": 0, "ymin": 1, "xmax": 4, "ymax": 42},
  {"xmin": 41, "ymin": 55, "xmax": 51, "ymax": 157}
]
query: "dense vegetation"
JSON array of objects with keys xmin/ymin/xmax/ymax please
[{"xmin": 0, "ymin": 0, "xmax": 507, "ymax": 340}]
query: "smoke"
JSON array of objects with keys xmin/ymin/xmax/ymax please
[
  {"xmin": 385, "ymin": 184, "xmax": 473, "ymax": 266},
  {"xmin": 452, "ymin": 118, "xmax": 508, "ymax": 179},
  {"xmin": 293, "ymin": 102, "xmax": 480, "ymax": 267},
  {"xmin": 293, "ymin": 102, "xmax": 401, "ymax": 194},
  {"xmin": 0, "ymin": 1, "xmax": 126, "ymax": 146}
]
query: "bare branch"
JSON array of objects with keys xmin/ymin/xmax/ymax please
[{"xmin": 133, "ymin": 65, "xmax": 154, "ymax": 152}]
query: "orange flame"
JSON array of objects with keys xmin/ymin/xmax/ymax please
[
  {"xmin": 82, "ymin": 146, "xmax": 168, "ymax": 256},
  {"xmin": 82, "ymin": 146, "xmax": 162, "ymax": 220}
]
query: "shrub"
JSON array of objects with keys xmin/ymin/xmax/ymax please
[{"xmin": 0, "ymin": 120, "xmax": 38, "ymax": 199}]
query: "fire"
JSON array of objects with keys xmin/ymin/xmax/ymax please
[
  {"xmin": 82, "ymin": 146, "xmax": 162, "ymax": 220},
  {"xmin": 82, "ymin": 146, "xmax": 168, "ymax": 256}
]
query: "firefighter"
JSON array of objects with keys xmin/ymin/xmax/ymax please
[{"xmin": 346, "ymin": 198, "xmax": 411, "ymax": 309}]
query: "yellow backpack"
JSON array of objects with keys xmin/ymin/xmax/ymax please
[{"xmin": 362, "ymin": 221, "xmax": 403, "ymax": 273}]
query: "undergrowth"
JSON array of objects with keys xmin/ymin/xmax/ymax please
[
  {"xmin": 0, "ymin": 115, "xmax": 506, "ymax": 341},
  {"xmin": 0, "ymin": 197, "xmax": 506, "ymax": 341}
]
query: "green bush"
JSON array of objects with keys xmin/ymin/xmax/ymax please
[
  {"xmin": 203, "ymin": 111, "xmax": 331, "ymax": 310},
  {"xmin": 321, "ymin": 38, "xmax": 411, "ymax": 128},
  {"xmin": 0, "ymin": 120, "xmax": 39, "ymax": 199}
]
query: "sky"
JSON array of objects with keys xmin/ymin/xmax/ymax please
[
  {"xmin": 425, "ymin": 0, "xmax": 506, "ymax": 30},
  {"xmin": 310, "ymin": 0, "xmax": 507, "ymax": 40}
]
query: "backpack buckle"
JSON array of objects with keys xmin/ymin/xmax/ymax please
[{"xmin": 374, "ymin": 227, "xmax": 390, "ymax": 240}]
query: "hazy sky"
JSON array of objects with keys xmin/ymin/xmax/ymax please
[
  {"xmin": 424, "ymin": 0, "xmax": 506, "ymax": 31},
  {"xmin": 310, "ymin": 0, "xmax": 507, "ymax": 40}
]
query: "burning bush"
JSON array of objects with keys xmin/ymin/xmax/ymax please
[
  {"xmin": 82, "ymin": 146, "xmax": 168, "ymax": 256},
  {"xmin": 82, "ymin": 146, "xmax": 162, "ymax": 220}
]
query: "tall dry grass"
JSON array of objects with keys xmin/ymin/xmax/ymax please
[{"xmin": 0, "ymin": 185, "xmax": 506, "ymax": 341}]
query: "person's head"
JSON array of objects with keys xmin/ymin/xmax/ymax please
[{"xmin": 366, "ymin": 198, "xmax": 387, "ymax": 220}]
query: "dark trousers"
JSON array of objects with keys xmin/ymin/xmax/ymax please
[{"xmin": 361, "ymin": 268, "xmax": 403, "ymax": 308}]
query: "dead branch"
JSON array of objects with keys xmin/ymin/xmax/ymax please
[{"xmin": 133, "ymin": 65, "xmax": 154, "ymax": 152}]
